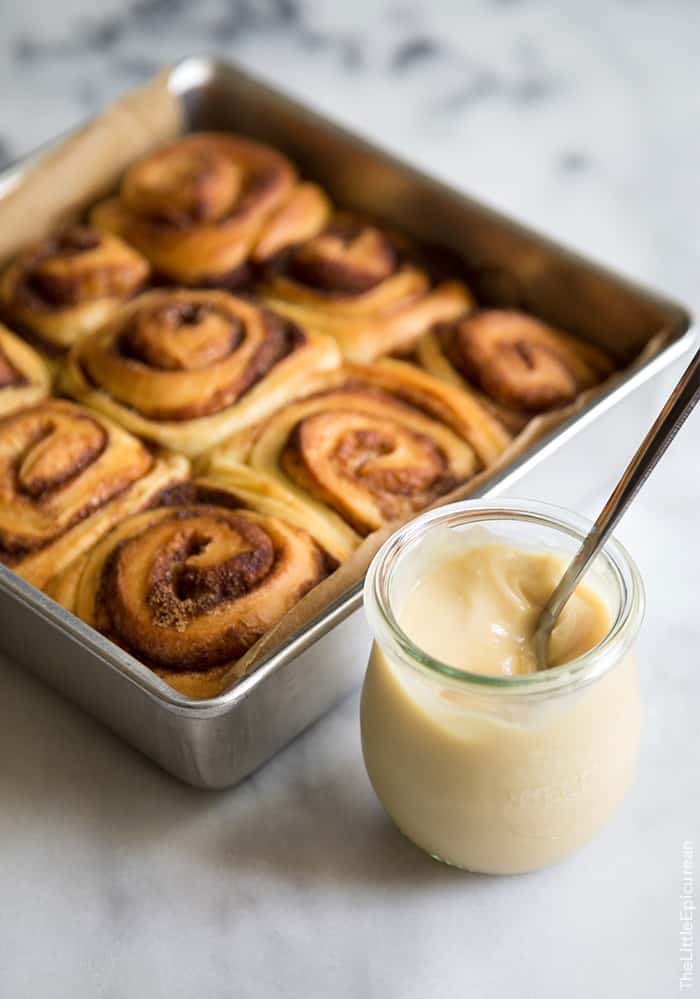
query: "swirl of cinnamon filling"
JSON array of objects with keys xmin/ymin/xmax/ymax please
[
  {"xmin": 48, "ymin": 485, "xmax": 331, "ymax": 698},
  {"xmin": 0, "ymin": 323, "xmax": 51, "ymax": 417},
  {"xmin": 203, "ymin": 359, "xmax": 511, "ymax": 562},
  {"xmin": 281, "ymin": 408, "xmax": 461, "ymax": 534},
  {"xmin": 258, "ymin": 213, "xmax": 471, "ymax": 362},
  {"xmin": 0, "ymin": 398, "xmax": 189, "ymax": 589},
  {"xmin": 417, "ymin": 309, "xmax": 615, "ymax": 431},
  {"xmin": 60, "ymin": 289, "xmax": 341, "ymax": 457},
  {"xmin": 91, "ymin": 132, "xmax": 331, "ymax": 286},
  {"xmin": 0, "ymin": 225, "xmax": 150, "ymax": 352}
]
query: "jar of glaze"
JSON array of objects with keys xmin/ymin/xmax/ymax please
[{"xmin": 361, "ymin": 500, "xmax": 645, "ymax": 874}]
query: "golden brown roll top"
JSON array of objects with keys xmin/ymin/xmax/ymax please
[
  {"xmin": 0, "ymin": 398, "xmax": 189, "ymax": 590},
  {"xmin": 60, "ymin": 288, "xmax": 341, "ymax": 456},
  {"xmin": 48, "ymin": 480, "xmax": 333, "ymax": 698},
  {"xmin": 0, "ymin": 225, "xmax": 150, "ymax": 352},
  {"xmin": 418, "ymin": 309, "xmax": 615, "ymax": 431},
  {"xmin": 91, "ymin": 132, "xmax": 331, "ymax": 286},
  {"xmin": 202, "ymin": 359, "xmax": 511, "ymax": 562},
  {"xmin": 0, "ymin": 323, "xmax": 51, "ymax": 416},
  {"xmin": 258, "ymin": 213, "xmax": 471, "ymax": 361}
]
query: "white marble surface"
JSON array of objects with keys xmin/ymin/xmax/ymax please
[{"xmin": 1, "ymin": 2, "xmax": 699, "ymax": 996}]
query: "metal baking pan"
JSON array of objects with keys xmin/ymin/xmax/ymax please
[{"xmin": 0, "ymin": 57, "xmax": 694, "ymax": 788}]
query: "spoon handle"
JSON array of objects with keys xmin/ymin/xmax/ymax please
[{"xmin": 536, "ymin": 345, "xmax": 700, "ymax": 649}]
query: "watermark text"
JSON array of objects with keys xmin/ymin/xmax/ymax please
[{"xmin": 681, "ymin": 840, "xmax": 695, "ymax": 991}]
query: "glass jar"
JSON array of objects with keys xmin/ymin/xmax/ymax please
[{"xmin": 361, "ymin": 499, "xmax": 645, "ymax": 874}]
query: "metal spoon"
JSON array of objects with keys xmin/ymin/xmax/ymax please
[{"xmin": 533, "ymin": 346, "xmax": 700, "ymax": 669}]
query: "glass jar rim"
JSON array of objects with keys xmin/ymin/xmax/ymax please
[{"xmin": 364, "ymin": 498, "xmax": 645, "ymax": 697}]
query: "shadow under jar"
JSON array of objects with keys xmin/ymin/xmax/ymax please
[{"xmin": 361, "ymin": 500, "xmax": 644, "ymax": 875}]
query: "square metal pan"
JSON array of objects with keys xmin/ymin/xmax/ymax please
[{"xmin": 0, "ymin": 57, "xmax": 694, "ymax": 788}]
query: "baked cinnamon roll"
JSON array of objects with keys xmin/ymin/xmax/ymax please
[
  {"xmin": 91, "ymin": 132, "xmax": 331, "ymax": 287},
  {"xmin": 0, "ymin": 399, "xmax": 189, "ymax": 591},
  {"xmin": 203, "ymin": 359, "xmax": 511, "ymax": 562},
  {"xmin": 417, "ymin": 310, "xmax": 615, "ymax": 431},
  {"xmin": 258, "ymin": 213, "xmax": 471, "ymax": 361},
  {"xmin": 0, "ymin": 225, "xmax": 150, "ymax": 352},
  {"xmin": 0, "ymin": 323, "xmax": 51, "ymax": 416},
  {"xmin": 48, "ymin": 480, "xmax": 333, "ymax": 698},
  {"xmin": 60, "ymin": 288, "xmax": 341, "ymax": 457}
]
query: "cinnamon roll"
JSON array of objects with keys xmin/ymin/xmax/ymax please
[
  {"xmin": 203, "ymin": 359, "xmax": 511, "ymax": 562},
  {"xmin": 48, "ymin": 480, "xmax": 333, "ymax": 698},
  {"xmin": 417, "ymin": 310, "xmax": 615, "ymax": 431},
  {"xmin": 0, "ymin": 399, "xmax": 189, "ymax": 591},
  {"xmin": 91, "ymin": 132, "xmax": 331, "ymax": 287},
  {"xmin": 60, "ymin": 288, "xmax": 341, "ymax": 457},
  {"xmin": 0, "ymin": 225, "xmax": 150, "ymax": 352},
  {"xmin": 0, "ymin": 323, "xmax": 51, "ymax": 417},
  {"xmin": 257, "ymin": 213, "xmax": 471, "ymax": 362}
]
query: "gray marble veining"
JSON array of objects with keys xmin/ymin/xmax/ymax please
[{"xmin": 0, "ymin": 2, "xmax": 698, "ymax": 997}]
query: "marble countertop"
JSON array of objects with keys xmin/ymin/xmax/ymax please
[{"xmin": 1, "ymin": 2, "xmax": 698, "ymax": 997}]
